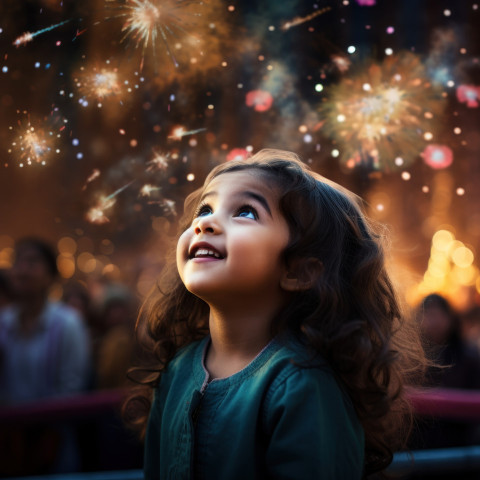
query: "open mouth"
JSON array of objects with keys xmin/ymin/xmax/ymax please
[{"xmin": 189, "ymin": 246, "xmax": 225, "ymax": 260}]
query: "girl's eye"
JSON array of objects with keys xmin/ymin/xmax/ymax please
[
  {"xmin": 236, "ymin": 205, "xmax": 258, "ymax": 220},
  {"xmin": 195, "ymin": 204, "xmax": 212, "ymax": 218}
]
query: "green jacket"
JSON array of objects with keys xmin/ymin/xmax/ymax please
[{"xmin": 144, "ymin": 336, "xmax": 364, "ymax": 479}]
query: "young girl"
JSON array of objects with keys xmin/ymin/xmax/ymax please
[{"xmin": 129, "ymin": 149, "xmax": 425, "ymax": 479}]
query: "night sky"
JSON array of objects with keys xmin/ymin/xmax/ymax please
[{"xmin": 0, "ymin": 0, "xmax": 479, "ymax": 306}]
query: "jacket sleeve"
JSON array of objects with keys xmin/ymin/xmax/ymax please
[{"xmin": 263, "ymin": 367, "xmax": 364, "ymax": 480}]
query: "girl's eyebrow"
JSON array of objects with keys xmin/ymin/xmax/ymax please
[
  {"xmin": 200, "ymin": 190, "xmax": 273, "ymax": 217},
  {"xmin": 243, "ymin": 191, "xmax": 272, "ymax": 217}
]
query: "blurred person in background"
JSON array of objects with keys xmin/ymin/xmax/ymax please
[
  {"xmin": 0, "ymin": 269, "xmax": 14, "ymax": 309},
  {"xmin": 62, "ymin": 279, "xmax": 92, "ymax": 324},
  {"xmin": 420, "ymin": 294, "xmax": 480, "ymax": 393},
  {"xmin": 0, "ymin": 237, "xmax": 90, "ymax": 403},
  {"xmin": 460, "ymin": 305, "xmax": 480, "ymax": 352},
  {"xmin": 94, "ymin": 283, "xmax": 138, "ymax": 390},
  {"xmin": 0, "ymin": 237, "xmax": 91, "ymax": 475},
  {"xmin": 90, "ymin": 283, "xmax": 143, "ymax": 470},
  {"xmin": 62, "ymin": 279, "xmax": 96, "ymax": 390},
  {"xmin": 409, "ymin": 293, "xmax": 480, "ymax": 467}
]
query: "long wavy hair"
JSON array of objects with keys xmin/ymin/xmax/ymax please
[{"xmin": 125, "ymin": 149, "xmax": 425, "ymax": 475}]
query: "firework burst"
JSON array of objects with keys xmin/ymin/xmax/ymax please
[
  {"xmin": 104, "ymin": 0, "xmax": 230, "ymax": 76},
  {"xmin": 8, "ymin": 117, "xmax": 63, "ymax": 167},
  {"xmin": 320, "ymin": 52, "xmax": 446, "ymax": 170},
  {"xmin": 106, "ymin": 0, "xmax": 212, "ymax": 69},
  {"xmin": 75, "ymin": 67, "xmax": 122, "ymax": 101}
]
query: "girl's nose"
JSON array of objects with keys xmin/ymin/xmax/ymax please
[{"xmin": 194, "ymin": 215, "xmax": 221, "ymax": 235}]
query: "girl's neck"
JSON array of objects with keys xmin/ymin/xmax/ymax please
[{"xmin": 205, "ymin": 305, "xmax": 275, "ymax": 380}]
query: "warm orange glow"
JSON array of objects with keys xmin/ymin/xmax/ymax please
[
  {"xmin": 410, "ymin": 229, "xmax": 478, "ymax": 308},
  {"xmin": 58, "ymin": 236, "xmax": 77, "ymax": 256},
  {"xmin": 57, "ymin": 255, "xmax": 75, "ymax": 279}
]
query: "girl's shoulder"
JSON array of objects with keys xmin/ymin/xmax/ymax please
[
  {"xmin": 267, "ymin": 336, "xmax": 337, "ymax": 390},
  {"xmin": 158, "ymin": 336, "xmax": 209, "ymax": 387},
  {"xmin": 169, "ymin": 336, "xmax": 208, "ymax": 367},
  {"xmin": 262, "ymin": 337, "xmax": 364, "ymax": 450}
]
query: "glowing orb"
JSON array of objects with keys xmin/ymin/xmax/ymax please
[
  {"xmin": 320, "ymin": 52, "xmax": 445, "ymax": 170},
  {"xmin": 456, "ymin": 84, "xmax": 480, "ymax": 108},
  {"xmin": 422, "ymin": 144, "xmax": 453, "ymax": 169},
  {"xmin": 227, "ymin": 148, "xmax": 250, "ymax": 162},
  {"xmin": 245, "ymin": 90, "xmax": 273, "ymax": 112}
]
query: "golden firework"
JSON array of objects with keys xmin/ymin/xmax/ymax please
[
  {"xmin": 106, "ymin": 0, "xmax": 228, "ymax": 72},
  {"xmin": 321, "ymin": 52, "xmax": 446, "ymax": 170},
  {"xmin": 75, "ymin": 66, "xmax": 122, "ymax": 101},
  {"xmin": 8, "ymin": 119, "xmax": 61, "ymax": 167}
]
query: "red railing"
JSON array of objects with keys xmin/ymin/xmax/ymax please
[
  {"xmin": 407, "ymin": 388, "xmax": 480, "ymax": 420},
  {"xmin": 2, "ymin": 388, "xmax": 480, "ymax": 477},
  {"xmin": 2, "ymin": 387, "xmax": 480, "ymax": 425},
  {"xmin": 0, "ymin": 388, "xmax": 127, "ymax": 424}
]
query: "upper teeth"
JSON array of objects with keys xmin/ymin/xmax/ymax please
[{"xmin": 194, "ymin": 248, "xmax": 221, "ymax": 258}]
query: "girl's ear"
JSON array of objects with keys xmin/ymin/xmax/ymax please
[{"xmin": 280, "ymin": 257, "xmax": 323, "ymax": 292}]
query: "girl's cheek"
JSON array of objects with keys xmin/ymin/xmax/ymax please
[{"xmin": 177, "ymin": 229, "xmax": 192, "ymax": 258}]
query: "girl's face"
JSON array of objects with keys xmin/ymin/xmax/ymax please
[
  {"xmin": 11, "ymin": 245, "xmax": 54, "ymax": 298},
  {"xmin": 177, "ymin": 170, "xmax": 290, "ymax": 307}
]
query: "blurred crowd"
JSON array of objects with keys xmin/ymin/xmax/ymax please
[
  {"xmin": 405, "ymin": 293, "xmax": 480, "ymax": 480},
  {"xmin": 3, "ymin": 237, "xmax": 480, "ymax": 477},
  {"xmin": 0, "ymin": 237, "xmax": 144, "ymax": 476}
]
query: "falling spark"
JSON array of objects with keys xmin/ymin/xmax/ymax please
[
  {"xmin": 82, "ymin": 169, "xmax": 101, "ymax": 191},
  {"xmin": 168, "ymin": 126, "xmax": 206, "ymax": 140},
  {"xmin": 105, "ymin": 181, "xmax": 135, "ymax": 201},
  {"xmin": 86, "ymin": 181, "xmax": 134, "ymax": 224},
  {"xmin": 13, "ymin": 19, "xmax": 71, "ymax": 47},
  {"xmin": 281, "ymin": 7, "xmax": 331, "ymax": 31}
]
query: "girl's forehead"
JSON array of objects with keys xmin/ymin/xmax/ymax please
[{"xmin": 204, "ymin": 169, "xmax": 276, "ymax": 192}]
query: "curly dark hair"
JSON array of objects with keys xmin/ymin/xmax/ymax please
[{"xmin": 125, "ymin": 149, "xmax": 425, "ymax": 475}]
